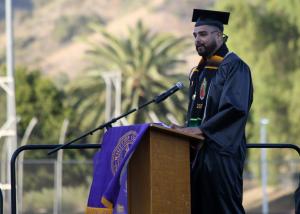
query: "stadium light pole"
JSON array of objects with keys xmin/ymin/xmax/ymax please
[{"xmin": 5, "ymin": 0, "xmax": 17, "ymax": 213}]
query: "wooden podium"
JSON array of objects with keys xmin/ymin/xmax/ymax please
[{"xmin": 128, "ymin": 124, "xmax": 202, "ymax": 214}]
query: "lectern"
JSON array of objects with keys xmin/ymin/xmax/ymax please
[{"xmin": 128, "ymin": 124, "xmax": 203, "ymax": 214}]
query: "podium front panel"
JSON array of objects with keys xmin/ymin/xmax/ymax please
[{"xmin": 128, "ymin": 127, "xmax": 191, "ymax": 214}]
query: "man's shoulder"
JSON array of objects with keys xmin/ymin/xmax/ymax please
[
  {"xmin": 220, "ymin": 52, "xmax": 251, "ymax": 75},
  {"xmin": 222, "ymin": 52, "xmax": 249, "ymax": 67},
  {"xmin": 189, "ymin": 66, "xmax": 199, "ymax": 80}
]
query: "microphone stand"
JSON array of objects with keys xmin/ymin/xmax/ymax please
[{"xmin": 47, "ymin": 98, "xmax": 155, "ymax": 155}]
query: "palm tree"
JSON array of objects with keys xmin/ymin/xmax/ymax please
[{"xmin": 69, "ymin": 20, "xmax": 190, "ymax": 129}]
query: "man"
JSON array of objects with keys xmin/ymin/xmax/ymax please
[{"xmin": 173, "ymin": 9, "xmax": 253, "ymax": 213}]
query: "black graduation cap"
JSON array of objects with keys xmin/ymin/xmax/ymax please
[{"xmin": 192, "ymin": 9, "xmax": 230, "ymax": 31}]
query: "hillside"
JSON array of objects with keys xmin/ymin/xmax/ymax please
[{"xmin": 0, "ymin": 0, "xmax": 214, "ymax": 79}]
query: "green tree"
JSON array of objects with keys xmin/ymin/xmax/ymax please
[
  {"xmin": 216, "ymin": 0, "xmax": 300, "ymax": 144},
  {"xmin": 69, "ymin": 20, "xmax": 190, "ymax": 130},
  {"xmin": 14, "ymin": 67, "xmax": 66, "ymax": 190},
  {"xmin": 14, "ymin": 67, "xmax": 65, "ymax": 146},
  {"xmin": 215, "ymin": 0, "xmax": 300, "ymax": 183},
  {"xmin": 0, "ymin": 66, "xmax": 93, "ymax": 190}
]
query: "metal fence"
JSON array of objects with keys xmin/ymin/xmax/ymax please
[
  {"xmin": 10, "ymin": 144, "xmax": 101, "ymax": 214},
  {"xmin": 0, "ymin": 143, "xmax": 299, "ymax": 214}
]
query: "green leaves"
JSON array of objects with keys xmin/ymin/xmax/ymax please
[
  {"xmin": 12, "ymin": 67, "xmax": 64, "ymax": 146},
  {"xmin": 214, "ymin": 0, "xmax": 300, "ymax": 185},
  {"xmin": 71, "ymin": 20, "xmax": 190, "ymax": 127},
  {"xmin": 216, "ymin": 0, "xmax": 300, "ymax": 146}
]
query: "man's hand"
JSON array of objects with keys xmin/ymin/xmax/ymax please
[
  {"xmin": 171, "ymin": 125, "xmax": 205, "ymax": 140},
  {"xmin": 170, "ymin": 124, "xmax": 184, "ymax": 129}
]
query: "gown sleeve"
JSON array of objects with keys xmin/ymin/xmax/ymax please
[{"xmin": 200, "ymin": 58, "xmax": 253, "ymax": 154}]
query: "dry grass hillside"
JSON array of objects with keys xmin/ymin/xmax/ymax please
[{"xmin": 0, "ymin": 0, "xmax": 213, "ymax": 79}]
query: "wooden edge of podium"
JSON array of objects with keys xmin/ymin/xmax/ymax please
[{"xmin": 149, "ymin": 124, "xmax": 203, "ymax": 143}]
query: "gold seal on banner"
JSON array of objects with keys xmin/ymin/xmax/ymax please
[{"xmin": 111, "ymin": 130, "xmax": 137, "ymax": 175}]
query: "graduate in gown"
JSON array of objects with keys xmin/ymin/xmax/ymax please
[{"xmin": 173, "ymin": 9, "xmax": 253, "ymax": 213}]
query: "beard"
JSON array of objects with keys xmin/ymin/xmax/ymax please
[{"xmin": 196, "ymin": 40, "xmax": 218, "ymax": 58}]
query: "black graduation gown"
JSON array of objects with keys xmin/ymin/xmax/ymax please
[{"xmin": 190, "ymin": 52, "xmax": 253, "ymax": 214}]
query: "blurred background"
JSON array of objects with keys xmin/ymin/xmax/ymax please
[{"xmin": 0, "ymin": 0, "xmax": 299, "ymax": 213}]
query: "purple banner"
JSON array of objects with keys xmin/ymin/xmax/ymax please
[{"xmin": 86, "ymin": 123, "xmax": 150, "ymax": 214}]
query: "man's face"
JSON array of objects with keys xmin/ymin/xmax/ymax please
[{"xmin": 193, "ymin": 25, "xmax": 220, "ymax": 58}]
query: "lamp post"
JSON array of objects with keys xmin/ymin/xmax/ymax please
[{"xmin": 260, "ymin": 118, "xmax": 269, "ymax": 214}]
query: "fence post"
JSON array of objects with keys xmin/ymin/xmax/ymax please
[{"xmin": 260, "ymin": 118, "xmax": 269, "ymax": 214}]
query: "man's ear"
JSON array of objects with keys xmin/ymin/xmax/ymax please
[
  {"xmin": 217, "ymin": 32, "xmax": 223, "ymax": 42},
  {"xmin": 222, "ymin": 34, "xmax": 228, "ymax": 43}
]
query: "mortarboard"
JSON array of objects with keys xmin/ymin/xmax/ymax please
[{"xmin": 192, "ymin": 9, "xmax": 230, "ymax": 32}]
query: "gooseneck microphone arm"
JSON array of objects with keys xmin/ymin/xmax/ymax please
[{"xmin": 47, "ymin": 82, "xmax": 184, "ymax": 155}]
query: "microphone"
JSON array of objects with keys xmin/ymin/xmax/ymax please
[{"xmin": 155, "ymin": 82, "xmax": 184, "ymax": 104}]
